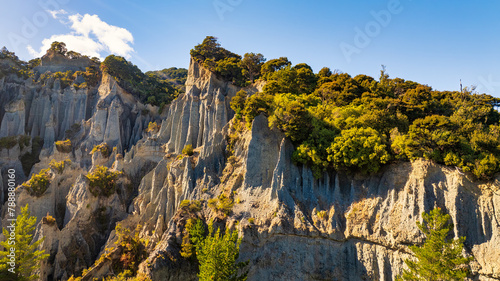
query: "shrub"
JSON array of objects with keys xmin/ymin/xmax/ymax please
[
  {"xmin": 22, "ymin": 168, "xmax": 51, "ymax": 197},
  {"xmin": 55, "ymin": 139, "xmax": 72, "ymax": 153},
  {"xmin": 43, "ymin": 214, "xmax": 56, "ymax": 225},
  {"xmin": 180, "ymin": 200, "xmax": 202, "ymax": 213},
  {"xmin": 86, "ymin": 165, "xmax": 121, "ymax": 197},
  {"xmin": 0, "ymin": 136, "xmax": 18, "ymax": 150},
  {"xmin": 146, "ymin": 121, "xmax": 160, "ymax": 134},
  {"xmin": 114, "ymin": 224, "xmax": 148, "ymax": 275},
  {"xmin": 327, "ymin": 127, "xmax": 391, "ymax": 174},
  {"xmin": 182, "ymin": 144, "xmax": 194, "ymax": 156},
  {"xmin": 248, "ymin": 218, "xmax": 255, "ymax": 224},
  {"xmin": 317, "ymin": 210, "xmax": 327, "ymax": 220},
  {"xmin": 208, "ymin": 194, "xmax": 234, "ymax": 216},
  {"xmin": 91, "ymin": 143, "xmax": 111, "ymax": 158},
  {"xmin": 49, "ymin": 159, "xmax": 71, "ymax": 174}
]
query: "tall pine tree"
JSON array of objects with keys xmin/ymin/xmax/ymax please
[
  {"xmin": 0, "ymin": 204, "xmax": 49, "ymax": 281},
  {"xmin": 399, "ymin": 207, "xmax": 473, "ymax": 281}
]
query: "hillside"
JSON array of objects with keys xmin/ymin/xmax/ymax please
[{"xmin": 0, "ymin": 39, "xmax": 499, "ymax": 281}]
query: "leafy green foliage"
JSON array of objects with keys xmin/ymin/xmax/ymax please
[
  {"xmin": 240, "ymin": 53, "xmax": 266, "ymax": 82},
  {"xmin": 230, "ymin": 90, "xmax": 248, "ymax": 120},
  {"xmin": 101, "ymin": 55, "xmax": 178, "ymax": 107},
  {"xmin": 0, "ymin": 204, "xmax": 49, "ymax": 280},
  {"xmin": 191, "ymin": 36, "xmax": 262, "ymax": 87},
  {"xmin": 181, "ymin": 218, "xmax": 205, "ymax": 259},
  {"xmin": 86, "ymin": 165, "xmax": 121, "ymax": 197},
  {"xmin": 22, "ymin": 168, "xmax": 51, "ymax": 197},
  {"xmin": 184, "ymin": 219, "xmax": 248, "ymax": 281},
  {"xmin": 232, "ymin": 61, "xmax": 500, "ymax": 180},
  {"xmin": 327, "ymin": 127, "xmax": 390, "ymax": 174},
  {"xmin": 399, "ymin": 207, "xmax": 472, "ymax": 280}
]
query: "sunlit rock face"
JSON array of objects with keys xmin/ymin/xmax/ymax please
[{"xmin": 1, "ymin": 56, "xmax": 499, "ymax": 281}]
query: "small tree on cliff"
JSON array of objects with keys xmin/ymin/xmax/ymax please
[
  {"xmin": 186, "ymin": 219, "xmax": 248, "ymax": 281},
  {"xmin": 0, "ymin": 204, "xmax": 49, "ymax": 280},
  {"xmin": 399, "ymin": 207, "xmax": 473, "ymax": 281}
]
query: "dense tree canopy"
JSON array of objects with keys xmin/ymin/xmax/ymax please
[
  {"xmin": 229, "ymin": 52, "xmax": 500, "ymax": 179},
  {"xmin": 101, "ymin": 55, "xmax": 178, "ymax": 108},
  {"xmin": 190, "ymin": 36, "xmax": 266, "ymax": 87}
]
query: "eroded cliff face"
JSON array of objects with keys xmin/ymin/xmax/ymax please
[{"xmin": 1, "ymin": 56, "xmax": 499, "ymax": 281}]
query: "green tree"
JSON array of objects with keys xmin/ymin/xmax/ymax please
[
  {"xmin": 49, "ymin": 41, "xmax": 67, "ymax": 55},
  {"xmin": 327, "ymin": 127, "xmax": 390, "ymax": 174},
  {"xmin": 188, "ymin": 220, "xmax": 248, "ymax": 281},
  {"xmin": 399, "ymin": 207, "xmax": 472, "ymax": 281},
  {"xmin": 260, "ymin": 57, "xmax": 291, "ymax": 80},
  {"xmin": 0, "ymin": 204, "xmax": 49, "ymax": 280},
  {"xmin": 240, "ymin": 53, "xmax": 265, "ymax": 82}
]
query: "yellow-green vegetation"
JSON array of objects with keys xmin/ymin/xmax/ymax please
[
  {"xmin": 113, "ymin": 224, "xmax": 148, "ymax": 276},
  {"xmin": 69, "ymin": 224, "xmax": 149, "ymax": 281},
  {"xmin": 180, "ymin": 218, "xmax": 205, "ymax": 259},
  {"xmin": 182, "ymin": 219, "xmax": 248, "ymax": 280},
  {"xmin": 49, "ymin": 159, "xmax": 71, "ymax": 174},
  {"xmin": 91, "ymin": 142, "xmax": 111, "ymax": 158},
  {"xmin": 0, "ymin": 46, "xmax": 40, "ymax": 79},
  {"xmin": 191, "ymin": 36, "xmax": 265, "ymax": 87},
  {"xmin": 146, "ymin": 121, "xmax": 160, "ymax": 133},
  {"xmin": 86, "ymin": 165, "xmax": 122, "ymax": 197},
  {"xmin": 36, "ymin": 42, "xmax": 101, "ymax": 89},
  {"xmin": 208, "ymin": 194, "xmax": 234, "ymax": 216},
  {"xmin": 182, "ymin": 144, "xmax": 194, "ymax": 156},
  {"xmin": 398, "ymin": 207, "xmax": 472, "ymax": 280},
  {"xmin": 317, "ymin": 210, "xmax": 328, "ymax": 220},
  {"xmin": 43, "ymin": 214, "xmax": 56, "ymax": 225},
  {"xmin": 0, "ymin": 205, "xmax": 49, "ymax": 280},
  {"xmin": 179, "ymin": 200, "xmax": 202, "ymax": 213},
  {"xmin": 55, "ymin": 139, "xmax": 72, "ymax": 153},
  {"xmin": 101, "ymin": 55, "xmax": 178, "ymax": 108},
  {"xmin": 237, "ymin": 61, "xmax": 500, "ymax": 179},
  {"xmin": 248, "ymin": 218, "xmax": 255, "ymax": 224},
  {"xmin": 103, "ymin": 272, "xmax": 152, "ymax": 281},
  {"xmin": 200, "ymin": 37, "xmax": 500, "ymax": 179},
  {"xmin": 22, "ymin": 168, "xmax": 51, "ymax": 197}
]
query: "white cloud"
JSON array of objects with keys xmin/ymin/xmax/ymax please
[
  {"xmin": 27, "ymin": 12, "xmax": 134, "ymax": 59},
  {"xmin": 47, "ymin": 9, "xmax": 67, "ymax": 19}
]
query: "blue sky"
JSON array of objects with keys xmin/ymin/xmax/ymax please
[{"xmin": 1, "ymin": 0, "xmax": 499, "ymax": 95}]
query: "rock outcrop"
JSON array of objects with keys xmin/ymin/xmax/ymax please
[{"xmin": 1, "ymin": 56, "xmax": 499, "ymax": 281}]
